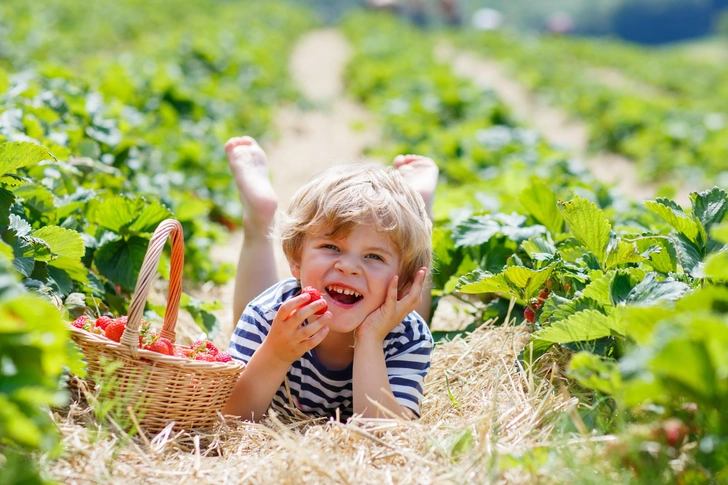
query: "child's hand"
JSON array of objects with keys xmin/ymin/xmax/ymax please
[
  {"xmin": 356, "ymin": 268, "xmax": 427, "ymax": 344},
  {"xmin": 261, "ymin": 292, "xmax": 330, "ymax": 366}
]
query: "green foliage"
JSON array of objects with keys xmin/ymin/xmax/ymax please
[
  {"xmin": 0, "ymin": 256, "xmax": 85, "ymax": 484},
  {"xmin": 0, "ymin": 0, "xmax": 316, "ymax": 329},
  {"xmin": 452, "ymin": 29, "xmax": 728, "ymax": 185}
]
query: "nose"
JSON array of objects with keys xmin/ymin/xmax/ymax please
[{"xmin": 334, "ymin": 254, "xmax": 360, "ymax": 275}]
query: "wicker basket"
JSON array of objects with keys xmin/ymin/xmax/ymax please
[{"xmin": 69, "ymin": 219, "xmax": 244, "ymax": 432}]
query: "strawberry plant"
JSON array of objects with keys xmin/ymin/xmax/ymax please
[{"xmin": 0, "ymin": 256, "xmax": 85, "ymax": 483}]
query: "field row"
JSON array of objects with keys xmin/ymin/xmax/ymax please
[{"xmin": 452, "ymin": 29, "xmax": 728, "ymax": 187}]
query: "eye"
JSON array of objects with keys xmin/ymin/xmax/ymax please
[
  {"xmin": 365, "ymin": 253, "xmax": 384, "ymax": 261},
  {"xmin": 321, "ymin": 244, "xmax": 339, "ymax": 251}
]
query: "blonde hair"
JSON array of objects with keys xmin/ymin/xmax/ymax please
[{"xmin": 279, "ymin": 163, "xmax": 432, "ymax": 290}]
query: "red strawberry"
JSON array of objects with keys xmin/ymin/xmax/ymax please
[
  {"xmin": 72, "ymin": 315, "xmax": 90, "ymax": 329},
  {"xmin": 105, "ymin": 320, "xmax": 126, "ymax": 342},
  {"xmin": 192, "ymin": 339, "xmax": 218, "ymax": 356},
  {"xmin": 173, "ymin": 346, "xmax": 194, "ymax": 359},
  {"xmin": 538, "ymin": 289, "xmax": 550, "ymax": 301},
  {"xmin": 144, "ymin": 337, "xmax": 174, "ymax": 355},
  {"xmin": 301, "ymin": 286, "xmax": 328, "ymax": 315},
  {"xmin": 524, "ymin": 307, "xmax": 535, "ymax": 324},
  {"xmin": 215, "ymin": 352, "xmax": 232, "ymax": 363},
  {"xmin": 94, "ymin": 315, "xmax": 114, "ymax": 330},
  {"xmin": 195, "ymin": 353, "xmax": 216, "ymax": 362},
  {"xmin": 662, "ymin": 418, "xmax": 688, "ymax": 448}
]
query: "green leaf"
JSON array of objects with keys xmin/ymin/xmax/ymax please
[
  {"xmin": 128, "ymin": 202, "xmax": 173, "ymax": 233},
  {"xmin": 31, "ymin": 226, "xmax": 85, "ymax": 260},
  {"xmin": 502, "ymin": 264, "xmax": 555, "ymax": 300},
  {"xmin": 458, "ymin": 271, "xmax": 515, "ymax": 298},
  {"xmin": 0, "ymin": 240, "xmax": 13, "ymax": 259},
  {"xmin": 626, "ymin": 273, "xmax": 691, "ymax": 306},
  {"xmin": 605, "ymin": 239, "xmax": 645, "ymax": 270},
  {"xmin": 635, "ymin": 237, "xmax": 677, "ymax": 274},
  {"xmin": 705, "ymin": 250, "xmax": 728, "ymax": 281},
  {"xmin": 535, "ymin": 309, "xmax": 624, "ymax": 343},
  {"xmin": 94, "ymin": 236, "xmax": 149, "ymax": 291},
  {"xmin": 0, "ymin": 395, "xmax": 43, "ymax": 447},
  {"xmin": 88, "ymin": 196, "xmax": 140, "ymax": 233},
  {"xmin": 673, "ymin": 233, "xmax": 704, "ymax": 277},
  {"xmin": 621, "ymin": 306, "xmax": 675, "ymax": 344},
  {"xmin": 690, "ymin": 187, "xmax": 728, "ymax": 233},
  {"xmin": 452, "ymin": 216, "xmax": 501, "ymax": 247},
  {"xmin": 557, "ymin": 196, "xmax": 611, "ymax": 267},
  {"xmin": 518, "ymin": 180, "xmax": 563, "ymax": 235},
  {"xmin": 0, "ymin": 142, "xmax": 53, "ymax": 178},
  {"xmin": 610, "ymin": 270, "xmax": 635, "ymax": 306},
  {"xmin": 568, "ymin": 351, "xmax": 622, "ymax": 396},
  {"xmin": 48, "ymin": 256, "xmax": 89, "ymax": 284},
  {"xmin": 549, "ymin": 297, "xmax": 605, "ymax": 323},
  {"xmin": 521, "ymin": 236, "xmax": 557, "ymax": 262},
  {"xmin": 65, "ymin": 340, "xmax": 87, "ymax": 378},
  {"xmin": 645, "ymin": 198, "xmax": 702, "ymax": 244},
  {"xmin": 449, "ymin": 429, "xmax": 474, "ymax": 458},
  {"xmin": 710, "ymin": 222, "xmax": 728, "ymax": 244},
  {"xmin": 0, "ymin": 186, "xmax": 15, "ymax": 226},
  {"xmin": 14, "ymin": 183, "xmax": 56, "ymax": 217},
  {"xmin": 457, "ymin": 264, "xmax": 555, "ymax": 302},
  {"xmin": 651, "ymin": 340, "xmax": 717, "ymax": 401},
  {"xmin": 580, "ymin": 271, "xmax": 613, "ymax": 307}
]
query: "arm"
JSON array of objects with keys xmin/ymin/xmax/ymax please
[
  {"xmin": 352, "ymin": 336, "xmax": 413, "ymax": 418},
  {"xmin": 223, "ymin": 292, "xmax": 331, "ymax": 422},
  {"xmin": 353, "ymin": 268, "xmax": 427, "ymax": 418},
  {"xmin": 223, "ymin": 341, "xmax": 294, "ymax": 421}
]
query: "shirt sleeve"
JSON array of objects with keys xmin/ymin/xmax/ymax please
[
  {"xmin": 384, "ymin": 314, "xmax": 434, "ymax": 418},
  {"xmin": 228, "ymin": 303, "xmax": 272, "ymax": 364}
]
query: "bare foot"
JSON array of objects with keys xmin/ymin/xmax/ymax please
[
  {"xmin": 393, "ymin": 154, "xmax": 439, "ymax": 219},
  {"xmin": 224, "ymin": 136, "xmax": 278, "ymax": 235}
]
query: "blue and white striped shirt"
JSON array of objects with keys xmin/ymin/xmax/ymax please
[{"xmin": 229, "ymin": 278, "xmax": 433, "ymax": 420}]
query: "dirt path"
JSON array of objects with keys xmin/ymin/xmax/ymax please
[
  {"xmin": 207, "ymin": 29, "xmax": 381, "ymax": 335},
  {"xmin": 435, "ymin": 43, "xmax": 659, "ymax": 202}
]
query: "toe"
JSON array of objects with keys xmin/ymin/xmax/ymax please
[{"xmin": 224, "ymin": 136, "xmax": 257, "ymax": 154}]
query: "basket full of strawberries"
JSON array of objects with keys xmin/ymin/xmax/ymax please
[{"xmin": 67, "ymin": 220, "xmax": 244, "ymax": 432}]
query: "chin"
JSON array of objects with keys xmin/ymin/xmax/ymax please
[{"xmin": 327, "ymin": 313, "xmax": 364, "ymax": 334}]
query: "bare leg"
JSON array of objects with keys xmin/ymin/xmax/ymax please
[
  {"xmin": 225, "ymin": 136, "xmax": 279, "ymax": 324},
  {"xmin": 393, "ymin": 154, "xmax": 439, "ymax": 323}
]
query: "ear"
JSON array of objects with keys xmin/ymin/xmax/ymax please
[{"xmin": 288, "ymin": 258, "xmax": 301, "ymax": 279}]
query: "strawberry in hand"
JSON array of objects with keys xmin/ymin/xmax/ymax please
[{"xmin": 300, "ymin": 286, "xmax": 328, "ymax": 315}]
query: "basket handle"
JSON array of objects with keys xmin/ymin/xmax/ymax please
[{"xmin": 120, "ymin": 219, "xmax": 184, "ymax": 359}]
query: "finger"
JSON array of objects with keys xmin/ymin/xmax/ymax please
[
  {"xmin": 304, "ymin": 324, "xmax": 330, "ymax": 350},
  {"xmin": 292, "ymin": 298, "xmax": 329, "ymax": 323},
  {"xmin": 385, "ymin": 275, "xmax": 399, "ymax": 308},
  {"xmin": 279, "ymin": 293, "xmax": 312, "ymax": 319},
  {"xmin": 398, "ymin": 268, "xmax": 427, "ymax": 302},
  {"xmin": 300, "ymin": 312, "xmax": 331, "ymax": 339}
]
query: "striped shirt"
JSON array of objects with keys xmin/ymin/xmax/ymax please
[{"xmin": 229, "ymin": 278, "xmax": 433, "ymax": 420}]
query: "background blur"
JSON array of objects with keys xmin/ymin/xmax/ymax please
[{"xmin": 300, "ymin": 0, "xmax": 728, "ymax": 44}]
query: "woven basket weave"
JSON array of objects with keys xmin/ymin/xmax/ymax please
[{"xmin": 69, "ymin": 219, "xmax": 244, "ymax": 432}]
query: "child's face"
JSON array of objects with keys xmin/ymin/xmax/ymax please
[{"xmin": 289, "ymin": 224, "xmax": 401, "ymax": 334}]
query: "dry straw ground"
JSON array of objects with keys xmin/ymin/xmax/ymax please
[{"xmin": 48, "ymin": 314, "xmax": 583, "ymax": 485}]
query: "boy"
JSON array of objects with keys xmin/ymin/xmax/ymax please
[{"xmin": 222, "ymin": 136, "xmax": 438, "ymax": 421}]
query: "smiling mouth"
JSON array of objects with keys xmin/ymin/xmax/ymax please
[{"xmin": 326, "ymin": 285, "xmax": 363, "ymax": 305}]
